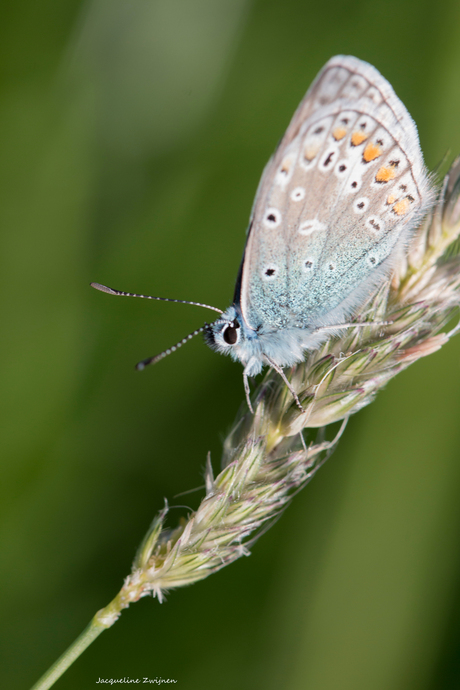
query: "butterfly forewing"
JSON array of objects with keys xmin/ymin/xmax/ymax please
[{"xmin": 240, "ymin": 55, "xmax": 433, "ymax": 333}]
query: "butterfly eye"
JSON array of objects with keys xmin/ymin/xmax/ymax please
[{"xmin": 223, "ymin": 325, "xmax": 239, "ymax": 345}]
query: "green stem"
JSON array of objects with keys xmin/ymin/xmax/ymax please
[{"xmin": 30, "ymin": 595, "xmax": 123, "ymax": 690}]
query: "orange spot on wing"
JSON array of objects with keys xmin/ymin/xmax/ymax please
[
  {"xmin": 333, "ymin": 127, "xmax": 347, "ymax": 141},
  {"xmin": 363, "ymin": 142, "xmax": 382, "ymax": 162},
  {"xmin": 393, "ymin": 198, "xmax": 410, "ymax": 216},
  {"xmin": 375, "ymin": 166, "xmax": 396, "ymax": 183},
  {"xmin": 304, "ymin": 143, "xmax": 319, "ymax": 161},
  {"xmin": 386, "ymin": 194, "xmax": 397, "ymax": 205},
  {"xmin": 281, "ymin": 158, "xmax": 291, "ymax": 173},
  {"xmin": 351, "ymin": 131, "xmax": 368, "ymax": 146}
]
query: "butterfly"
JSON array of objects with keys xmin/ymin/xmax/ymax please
[{"xmin": 92, "ymin": 55, "xmax": 434, "ymax": 411}]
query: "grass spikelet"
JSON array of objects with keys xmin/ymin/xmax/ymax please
[{"xmin": 31, "ymin": 158, "xmax": 460, "ymax": 690}]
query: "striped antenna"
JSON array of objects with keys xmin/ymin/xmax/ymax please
[
  {"xmin": 136, "ymin": 326, "xmax": 207, "ymax": 370},
  {"xmin": 91, "ymin": 283, "xmax": 223, "ymax": 314}
]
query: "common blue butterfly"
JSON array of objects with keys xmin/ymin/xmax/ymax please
[{"xmin": 92, "ymin": 56, "xmax": 434, "ymax": 411}]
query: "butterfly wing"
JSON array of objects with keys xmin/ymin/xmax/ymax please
[{"xmin": 239, "ymin": 55, "xmax": 434, "ymax": 334}]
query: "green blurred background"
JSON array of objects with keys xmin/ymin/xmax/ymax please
[{"xmin": 2, "ymin": 1, "xmax": 460, "ymax": 688}]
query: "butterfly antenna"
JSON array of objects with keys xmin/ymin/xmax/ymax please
[
  {"xmin": 91, "ymin": 282, "xmax": 223, "ymax": 314},
  {"xmin": 136, "ymin": 326, "xmax": 207, "ymax": 371}
]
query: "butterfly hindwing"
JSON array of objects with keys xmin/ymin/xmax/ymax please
[{"xmin": 240, "ymin": 55, "xmax": 433, "ymax": 333}]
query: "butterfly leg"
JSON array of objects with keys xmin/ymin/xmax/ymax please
[
  {"xmin": 243, "ymin": 372, "xmax": 254, "ymax": 414},
  {"xmin": 315, "ymin": 320, "xmax": 391, "ymax": 334},
  {"xmin": 264, "ymin": 356, "xmax": 304, "ymax": 412}
]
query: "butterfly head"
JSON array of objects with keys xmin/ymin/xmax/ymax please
[
  {"xmin": 205, "ymin": 305, "xmax": 262, "ymax": 369},
  {"xmin": 204, "ymin": 304, "xmax": 313, "ymax": 377},
  {"xmin": 205, "ymin": 306, "xmax": 241, "ymax": 351}
]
